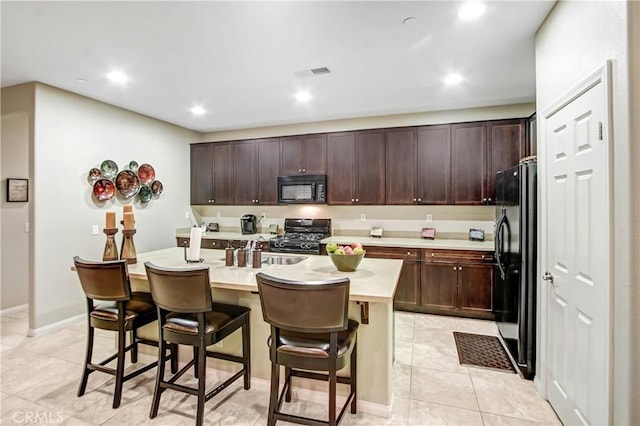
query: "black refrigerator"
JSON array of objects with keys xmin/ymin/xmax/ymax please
[{"xmin": 494, "ymin": 158, "xmax": 537, "ymax": 379}]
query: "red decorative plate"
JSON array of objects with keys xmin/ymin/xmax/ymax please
[
  {"xmin": 137, "ymin": 163, "xmax": 156, "ymax": 185},
  {"xmin": 93, "ymin": 179, "xmax": 115, "ymax": 201}
]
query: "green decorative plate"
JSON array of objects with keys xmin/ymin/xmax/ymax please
[
  {"xmin": 139, "ymin": 185, "xmax": 152, "ymax": 203},
  {"xmin": 100, "ymin": 160, "xmax": 118, "ymax": 180}
]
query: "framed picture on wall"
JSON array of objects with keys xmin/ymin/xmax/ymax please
[{"xmin": 6, "ymin": 178, "xmax": 28, "ymax": 202}]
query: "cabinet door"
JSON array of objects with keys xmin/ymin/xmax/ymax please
[
  {"xmin": 416, "ymin": 125, "xmax": 451, "ymax": 204},
  {"xmin": 327, "ymin": 132, "xmax": 356, "ymax": 205},
  {"xmin": 212, "ymin": 142, "xmax": 234, "ymax": 204},
  {"xmin": 233, "ymin": 140, "xmax": 257, "ymax": 205},
  {"xmin": 486, "ymin": 119, "xmax": 525, "ymax": 204},
  {"xmin": 457, "ymin": 262, "xmax": 494, "ymax": 316},
  {"xmin": 355, "ymin": 130, "xmax": 385, "ymax": 204},
  {"xmin": 395, "ymin": 260, "xmax": 421, "ymax": 308},
  {"xmin": 280, "ymin": 136, "xmax": 303, "ymax": 175},
  {"xmin": 190, "ymin": 143, "xmax": 213, "ymax": 205},
  {"xmin": 421, "ymin": 261, "xmax": 458, "ymax": 311},
  {"xmin": 385, "ymin": 127, "xmax": 416, "ymax": 204},
  {"xmin": 451, "ymin": 122, "xmax": 486, "ymax": 205},
  {"xmin": 303, "ymin": 134, "xmax": 327, "ymax": 174},
  {"xmin": 256, "ymin": 138, "xmax": 280, "ymax": 204}
]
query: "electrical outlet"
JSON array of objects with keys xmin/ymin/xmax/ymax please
[
  {"xmin": 185, "ymin": 211, "xmax": 190, "ymax": 220},
  {"xmin": 426, "ymin": 214, "xmax": 433, "ymax": 222},
  {"xmin": 261, "ymin": 212, "xmax": 266, "ymax": 221},
  {"xmin": 360, "ymin": 213, "xmax": 366, "ymax": 221},
  {"xmin": 92, "ymin": 225, "xmax": 99, "ymax": 235}
]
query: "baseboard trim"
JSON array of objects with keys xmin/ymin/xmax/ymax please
[
  {"xmin": 27, "ymin": 313, "xmax": 85, "ymax": 337},
  {"xmin": 0, "ymin": 303, "xmax": 28, "ymax": 316}
]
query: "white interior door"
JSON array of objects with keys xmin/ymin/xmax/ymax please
[{"xmin": 542, "ymin": 65, "xmax": 610, "ymax": 425}]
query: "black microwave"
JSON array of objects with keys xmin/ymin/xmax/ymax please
[{"xmin": 277, "ymin": 175, "xmax": 327, "ymax": 204}]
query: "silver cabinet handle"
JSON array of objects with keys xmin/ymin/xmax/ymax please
[
  {"xmin": 413, "ymin": 198, "xmax": 417, "ymax": 202},
  {"xmin": 459, "ymin": 266, "xmax": 462, "ymax": 271},
  {"xmin": 453, "ymin": 266, "xmax": 457, "ymax": 271},
  {"xmin": 417, "ymin": 198, "xmax": 422, "ymax": 202},
  {"xmin": 355, "ymin": 198, "xmax": 359, "ymax": 202},
  {"xmin": 543, "ymin": 271, "xmax": 554, "ymax": 284},
  {"xmin": 488, "ymin": 198, "xmax": 492, "ymax": 202},
  {"xmin": 298, "ymin": 169, "xmax": 302, "ymax": 173},
  {"xmin": 351, "ymin": 198, "xmax": 355, "ymax": 202},
  {"xmin": 482, "ymin": 198, "xmax": 487, "ymax": 202}
]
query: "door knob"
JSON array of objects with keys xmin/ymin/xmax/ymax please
[{"xmin": 542, "ymin": 271, "xmax": 554, "ymax": 284}]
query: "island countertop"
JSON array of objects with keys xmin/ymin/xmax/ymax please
[{"xmin": 126, "ymin": 247, "xmax": 402, "ymax": 304}]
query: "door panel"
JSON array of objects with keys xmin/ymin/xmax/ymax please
[
  {"xmin": 385, "ymin": 128, "xmax": 416, "ymax": 204},
  {"xmin": 303, "ymin": 134, "xmax": 327, "ymax": 175},
  {"xmin": 327, "ymin": 132, "xmax": 355, "ymax": 204},
  {"xmin": 190, "ymin": 143, "xmax": 213, "ymax": 205},
  {"xmin": 421, "ymin": 262, "xmax": 457, "ymax": 310},
  {"xmin": 355, "ymin": 130, "xmax": 385, "ymax": 204},
  {"xmin": 256, "ymin": 138, "xmax": 280, "ymax": 204},
  {"xmin": 233, "ymin": 140, "xmax": 256, "ymax": 204},
  {"xmin": 544, "ymin": 73, "xmax": 609, "ymax": 426},
  {"xmin": 451, "ymin": 122, "xmax": 485, "ymax": 204},
  {"xmin": 212, "ymin": 142, "xmax": 233, "ymax": 204},
  {"xmin": 416, "ymin": 125, "xmax": 451, "ymax": 204}
]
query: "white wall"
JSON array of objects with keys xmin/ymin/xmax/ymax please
[
  {"xmin": 199, "ymin": 103, "xmax": 534, "ymax": 142},
  {"xmin": 536, "ymin": 1, "xmax": 637, "ymax": 423},
  {"xmin": 25, "ymin": 83, "xmax": 200, "ymax": 330},
  {"xmin": 1, "ymin": 84, "xmax": 34, "ymax": 310}
]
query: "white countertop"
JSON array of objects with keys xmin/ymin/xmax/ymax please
[
  {"xmin": 176, "ymin": 229, "xmax": 494, "ymax": 252},
  {"xmin": 127, "ymin": 247, "xmax": 402, "ymax": 304},
  {"xmin": 322, "ymin": 235, "xmax": 495, "ymax": 251}
]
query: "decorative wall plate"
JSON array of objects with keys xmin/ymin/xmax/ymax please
[
  {"xmin": 128, "ymin": 160, "xmax": 139, "ymax": 172},
  {"xmin": 115, "ymin": 170, "xmax": 140, "ymax": 198},
  {"xmin": 137, "ymin": 163, "xmax": 155, "ymax": 185},
  {"xmin": 93, "ymin": 179, "xmax": 115, "ymax": 201},
  {"xmin": 88, "ymin": 167, "xmax": 102, "ymax": 183},
  {"xmin": 139, "ymin": 185, "xmax": 152, "ymax": 203},
  {"xmin": 151, "ymin": 180, "xmax": 163, "ymax": 196},
  {"xmin": 100, "ymin": 160, "xmax": 118, "ymax": 179}
]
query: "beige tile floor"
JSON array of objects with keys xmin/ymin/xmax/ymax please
[{"xmin": 0, "ymin": 307, "xmax": 561, "ymax": 425}]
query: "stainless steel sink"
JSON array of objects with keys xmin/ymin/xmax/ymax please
[{"xmin": 261, "ymin": 254, "xmax": 307, "ymax": 265}]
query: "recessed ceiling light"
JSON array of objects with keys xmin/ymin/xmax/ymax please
[
  {"xmin": 190, "ymin": 106, "xmax": 206, "ymax": 116},
  {"xmin": 106, "ymin": 70, "xmax": 129, "ymax": 84},
  {"xmin": 295, "ymin": 90, "xmax": 312, "ymax": 102},
  {"xmin": 444, "ymin": 73, "xmax": 463, "ymax": 85},
  {"xmin": 458, "ymin": 2, "xmax": 486, "ymax": 20}
]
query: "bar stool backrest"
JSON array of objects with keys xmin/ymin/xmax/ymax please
[
  {"xmin": 256, "ymin": 272, "xmax": 350, "ymax": 333},
  {"xmin": 73, "ymin": 256, "xmax": 130, "ymax": 301},
  {"xmin": 144, "ymin": 262, "xmax": 213, "ymax": 314}
]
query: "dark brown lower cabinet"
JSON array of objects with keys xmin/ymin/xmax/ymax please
[
  {"xmin": 357, "ymin": 246, "xmax": 421, "ymax": 310},
  {"xmin": 421, "ymin": 249, "xmax": 494, "ymax": 319}
]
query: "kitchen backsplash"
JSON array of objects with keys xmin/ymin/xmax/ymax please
[{"xmin": 190, "ymin": 205, "xmax": 496, "ymax": 241}]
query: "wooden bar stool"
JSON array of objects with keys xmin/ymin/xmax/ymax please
[
  {"xmin": 255, "ymin": 272, "xmax": 358, "ymax": 426},
  {"xmin": 144, "ymin": 262, "xmax": 251, "ymax": 426},
  {"xmin": 73, "ymin": 256, "xmax": 174, "ymax": 409}
]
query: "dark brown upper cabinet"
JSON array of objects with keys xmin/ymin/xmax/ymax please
[
  {"xmin": 417, "ymin": 125, "xmax": 451, "ymax": 204},
  {"xmin": 280, "ymin": 134, "xmax": 327, "ymax": 175},
  {"xmin": 386, "ymin": 125, "xmax": 452, "ymax": 205},
  {"xmin": 233, "ymin": 138, "xmax": 280, "ymax": 205},
  {"xmin": 327, "ymin": 130, "xmax": 385, "ymax": 205},
  {"xmin": 451, "ymin": 122, "xmax": 487, "ymax": 205},
  {"xmin": 485, "ymin": 119, "xmax": 526, "ymax": 204},
  {"xmin": 190, "ymin": 142, "xmax": 233, "ymax": 205}
]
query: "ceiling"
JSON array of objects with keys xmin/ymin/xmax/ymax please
[{"xmin": 1, "ymin": 1, "xmax": 555, "ymax": 133}]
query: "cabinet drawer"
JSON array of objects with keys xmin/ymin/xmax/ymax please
[
  {"xmin": 201, "ymin": 239, "xmax": 223, "ymax": 249},
  {"xmin": 364, "ymin": 246, "xmax": 420, "ymax": 260},
  {"xmin": 424, "ymin": 249, "xmax": 493, "ymax": 263}
]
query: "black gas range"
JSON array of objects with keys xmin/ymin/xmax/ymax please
[{"xmin": 268, "ymin": 218, "xmax": 331, "ymax": 254}]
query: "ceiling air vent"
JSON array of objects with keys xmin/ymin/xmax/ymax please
[
  {"xmin": 294, "ymin": 67, "xmax": 331, "ymax": 78},
  {"xmin": 310, "ymin": 67, "xmax": 331, "ymax": 75}
]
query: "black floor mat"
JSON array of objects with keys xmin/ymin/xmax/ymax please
[{"xmin": 453, "ymin": 332, "xmax": 516, "ymax": 373}]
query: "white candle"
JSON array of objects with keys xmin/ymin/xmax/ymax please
[{"xmin": 188, "ymin": 227, "xmax": 202, "ymax": 261}]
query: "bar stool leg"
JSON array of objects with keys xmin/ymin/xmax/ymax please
[
  {"xmin": 113, "ymin": 325, "xmax": 126, "ymax": 409},
  {"xmin": 170, "ymin": 343, "xmax": 178, "ymax": 374},
  {"xmin": 242, "ymin": 321, "xmax": 251, "ymax": 390},
  {"xmin": 131, "ymin": 328, "xmax": 138, "ymax": 363},
  {"xmin": 193, "ymin": 347, "xmax": 199, "ymax": 378},
  {"xmin": 329, "ymin": 364, "xmax": 337, "ymax": 426},
  {"xmin": 150, "ymin": 336, "xmax": 167, "ymax": 418},
  {"xmin": 284, "ymin": 367, "xmax": 292, "ymax": 402},
  {"xmin": 196, "ymin": 341, "xmax": 206, "ymax": 426},
  {"xmin": 351, "ymin": 342, "xmax": 357, "ymax": 413},
  {"xmin": 77, "ymin": 323, "xmax": 94, "ymax": 397},
  {"xmin": 267, "ymin": 361, "xmax": 279, "ymax": 426}
]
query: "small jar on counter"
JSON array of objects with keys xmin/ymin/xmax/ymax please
[
  {"xmin": 252, "ymin": 249, "xmax": 262, "ymax": 268},
  {"xmin": 225, "ymin": 246, "xmax": 234, "ymax": 266},
  {"xmin": 236, "ymin": 248, "xmax": 247, "ymax": 267}
]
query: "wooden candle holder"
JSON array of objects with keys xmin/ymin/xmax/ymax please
[
  {"xmin": 102, "ymin": 228, "xmax": 119, "ymax": 261},
  {"xmin": 120, "ymin": 229, "xmax": 137, "ymax": 264}
]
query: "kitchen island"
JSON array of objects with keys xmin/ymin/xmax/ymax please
[{"xmin": 128, "ymin": 247, "xmax": 402, "ymax": 417}]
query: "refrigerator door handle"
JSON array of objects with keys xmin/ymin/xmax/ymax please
[{"xmin": 495, "ymin": 209, "xmax": 507, "ymax": 280}]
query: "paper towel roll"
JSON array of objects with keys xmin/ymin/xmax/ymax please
[{"xmin": 188, "ymin": 227, "xmax": 202, "ymax": 261}]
